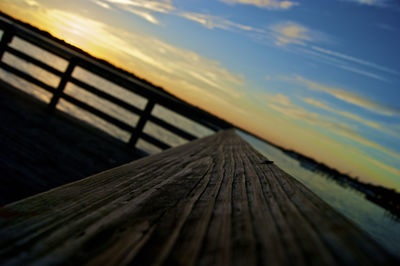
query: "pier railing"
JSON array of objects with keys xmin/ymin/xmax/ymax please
[{"xmin": 0, "ymin": 16, "xmax": 232, "ymax": 151}]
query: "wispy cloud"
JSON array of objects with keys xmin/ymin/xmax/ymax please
[
  {"xmin": 24, "ymin": 0, "xmax": 39, "ymax": 7},
  {"xmin": 263, "ymin": 93, "xmax": 400, "ymax": 162},
  {"xmin": 179, "ymin": 12, "xmax": 261, "ymax": 32},
  {"xmin": 303, "ymin": 98, "xmax": 381, "ymax": 129},
  {"xmin": 335, "ymin": 127, "xmax": 400, "ymax": 160},
  {"xmin": 344, "ymin": 0, "xmax": 389, "ymax": 7},
  {"xmin": 269, "ymin": 21, "xmax": 312, "ymax": 46},
  {"xmin": 304, "ymin": 97, "xmax": 400, "ymax": 138},
  {"xmin": 96, "ymin": 0, "xmax": 262, "ymax": 31},
  {"xmin": 295, "ymin": 76, "xmax": 400, "ymax": 116},
  {"xmin": 221, "ymin": 0, "xmax": 298, "ymax": 10},
  {"xmin": 40, "ymin": 10, "xmax": 244, "ymax": 102},
  {"xmin": 265, "ymin": 94, "xmax": 336, "ymax": 127},
  {"xmin": 339, "ymin": 65, "xmax": 389, "ymax": 82},
  {"xmin": 122, "ymin": 7, "xmax": 160, "ymax": 24},
  {"xmin": 98, "ymin": 0, "xmax": 394, "ymax": 85},
  {"xmin": 94, "ymin": 0, "xmax": 174, "ymax": 24},
  {"xmin": 104, "ymin": 0, "xmax": 174, "ymax": 13},
  {"xmin": 367, "ymin": 157, "xmax": 400, "ymax": 177},
  {"xmin": 312, "ymin": 46, "xmax": 400, "ymax": 77},
  {"xmin": 257, "ymin": 21, "xmax": 397, "ymax": 83},
  {"xmin": 295, "ymin": 47, "xmax": 393, "ymax": 82},
  {"xmin": 92, "ymin": 0, "xmax": 111, "ymax": 9}
]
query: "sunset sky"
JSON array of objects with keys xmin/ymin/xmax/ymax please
[{"xmin": 1, "ymin": 0, "xmax": 399, "ymax": 189}]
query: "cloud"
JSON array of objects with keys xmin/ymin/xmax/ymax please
[
  {"xmin": 338, "ymin": 65, "xmax": 389, "ymax": 83},
  {"xmin": 367, "ymin": 157, "xmax": 400, "ymax": 177},
  {"xmin": 95, "ymin": 0, "xmax": 174, "ymax": 24},
  {"xmin": 303, "ymin": 98, "xmax": 382, "ymax": 129},
  {"xmin": 39, "ymin": 9, "xmax": 244, "ymax": 102},
  {"xmin": 179, "ymin": 12, "xmax": 261, "ymax": 32},
  {"xmin": 221, "ymin": 0, "xmax": 298, "ymax": 10},
  {"xmin": 265, "ymin": 94, "xmax": 330, "ymax": 126},
  {"xmin": 24, "ymin": 0, "xmax": 39, "ymax": 7},
  {"xmin": 269, "ymin": 22, "xmax": 315, "ymax": 46},
  {"xmin": 122, "ymin": 7, "xmax": 160, "ymax": 24},
  {"xmin": 312, "ymin": 46, "xmax": 400, "ymax": 77},
  {"xmin": 112, "ymin": 34, "xmax": 244, "ymax": 97},
  {"xmin": 304, "ymin": 97, "xmax": 400, "ymax": 139},
  {"xmin": 344, "ymin": 0, "xmax": 388, "ymax": 7},
  {"xmin": 335, "ymin": 128, "xmax": 400, "ymax": 160},
  {"xmin": 92, "ymin": 0, "xmax": 111, "ymax": 9},
  {"xmin": 104, "ymin": 0, "xmax": 174, "ymax": 13},
  {"xmin": 295, "ymin": 47, "xmax": 392, "ymax": 82},
  {"xmin": 97, "ymin": 1, "xmax": 263, "ymax": 31},
  {"xmin": 263, "ymin": 93, "xmax": 400, "ymax": 162},
  {"xmin": 295, "ymin": 76, "xmax": 400, "ymax": 116}
]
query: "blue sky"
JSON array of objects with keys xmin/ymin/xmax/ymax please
[{"xmin": 1, "ymin": 0, "xmax": 400, "ymax": 189}]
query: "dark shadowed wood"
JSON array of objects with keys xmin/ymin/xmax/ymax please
[
  {"xmin": 0, "ymin": 25, "xmax": 13, "ymax": 61},
  {"xmin": 0, "ymin": 130, "xmax": 395, "ymax": 265}
]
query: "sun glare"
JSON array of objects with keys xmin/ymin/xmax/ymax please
[{"xmin": 43, "ymin": 10, "xmax": 107, "ymax": 56}]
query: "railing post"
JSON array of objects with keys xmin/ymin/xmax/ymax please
[
  {"xmin": 128, "ymin": 99, "xmax": 155, "ymax": 147},
  {"xmin": 0, "ymin": 26, "xmax": 14, "ymax": 61},
  {"xmin": 49, "ymin": 58, "xmax": 76, "ymax": 110}
]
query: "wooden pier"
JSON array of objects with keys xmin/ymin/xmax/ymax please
[
  {"xmin": 0, "ymin": 13, "xmax": 229, "ymax": 204},
  {"xmin": 0, "ymin": 130, "xmax": 395, "ymax": 265},
  {"xmin": 0, "ymin": 13, "xmax": 397, "ymax": 265}
]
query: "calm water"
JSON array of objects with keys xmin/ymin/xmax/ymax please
[{"xmin": 1, "ymin": 35, "xmax": 399, "ymax": 256}]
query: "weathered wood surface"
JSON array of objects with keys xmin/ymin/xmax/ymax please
[{"xmin": 0, "ymin": 130, "xmax": 395, "ymax": 265}]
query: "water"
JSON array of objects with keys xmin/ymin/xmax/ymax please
[
  {"xmin": 1, "ymin": 35, "xmax": 399, "ymax": 256},
  {"xmin": 238, "ymin": 131, "xmax": 400, "ymax": 256}
]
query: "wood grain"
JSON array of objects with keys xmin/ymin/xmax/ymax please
[{"xmin": 0, "ymin": 130, "xmax": 396, "ymax": 265}]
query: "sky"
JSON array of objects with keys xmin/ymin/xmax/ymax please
[{"xmin": 0, "ymin": 0, "xmax": 399, "ymax": 190}]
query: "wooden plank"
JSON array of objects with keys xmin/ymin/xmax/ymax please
[{"xmin": 0, "ymin": 130, "xmax": 395, "ymax": 265}]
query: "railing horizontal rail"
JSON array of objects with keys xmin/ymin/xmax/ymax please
[
  {"xmin": 140, "ymin": 132, "xmax": 171, "ymax": 150},
  {"xmin": 74, "ymin": 59, "xmax": 225, "ymax": 131},
  {"xmin": 0, "ymin": 61, "xmax": 55, "ymax": 93},
  {"xmin": 148, "ymin": 115, "xmax": 197, "ymax": 141},
  {"xmin": 61, "ymin": 93, "xmax": 136, "ymax": 133},
  {"xmin": 69, "ymin": 77, "xmax": 144, "ymax": 116},
  {"xmin": 1, "ymin": 22, "xmax": 74, "ymax": 61},
  {"xmin": 0, "ymin": 16, "xmax": 232, "ymax": 152},
  {"xmin": 5, "ymin": 46, "xmax": 64, "ymax": 77}
]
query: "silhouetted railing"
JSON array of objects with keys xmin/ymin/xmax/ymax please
[{"xmin": 0, "ymin": 16, "xmax": 232, "ymax": 151}]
